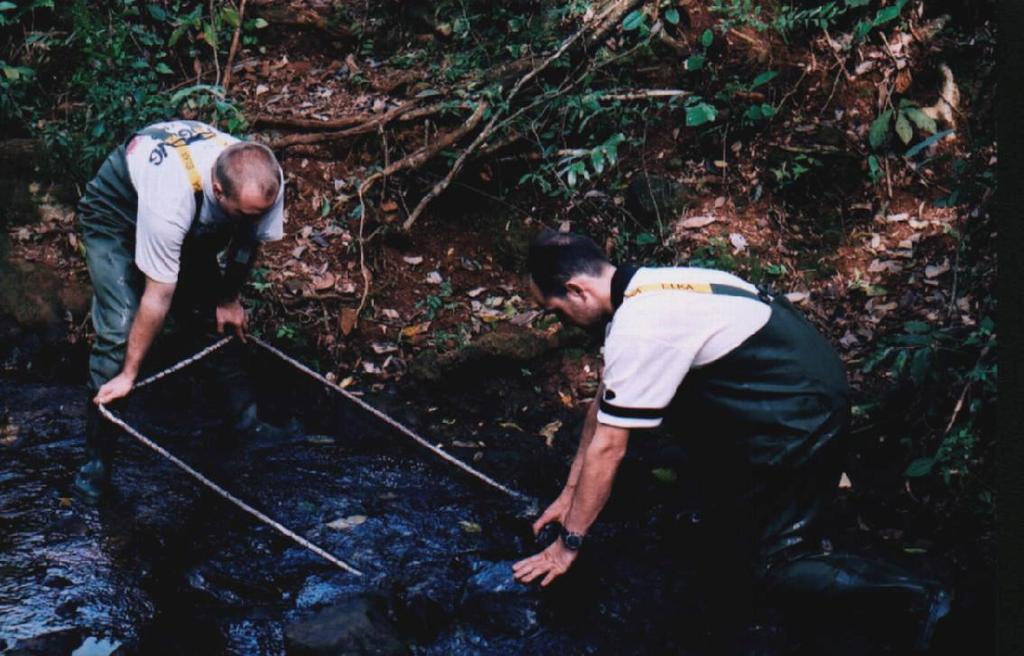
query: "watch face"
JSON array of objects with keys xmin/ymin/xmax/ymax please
[{"xmin": 564, "ymin": 533, "xmax": 583, "ymax": 550}]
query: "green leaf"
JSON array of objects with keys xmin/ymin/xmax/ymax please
[
  {"xmin": 221, "ymin": 7, "xmax": 240, "ymax": 28},
  {"xmin": 904, "ymin": 457, "xmax": 935, "ymax": 478},
  {"xmin": 909, "ymin": 348, "xmax": 931, "ymax": 385},
  {"xmin": 867, "ymin": 154, "xmax": 882, "ymax": 181},
  {"xmin": 845, "ymin": 0, "xmax": 870, "ymax": 6},
  {"xmin": 590, "ymin": 149, "xmax": 606, "ymax": 174},
  {"xmin": 0, "ymin": 2, "xmax": 17, "ymax": 10},
  {"xmin": 685, "ymin": 54, "xmax": 705, "ymax": 71},
  {"xmin": 903, "ymin": 320, "xmax": 932, "ymax": 334},
  {"xmin": 651, "ymin": 467, "xmax": 678, "ymax": 483},
  {"xmin": 685, "ymin": 102, "xmax": 717, "ymax": 126},
  {"xmin": 146, "ymin": 3, "xmax": 167, "ymax": 21},
  {"xmin": 622, "ymin": 10, "xmax": 645, "ymax": 31},
  {"xmin": 252, "ymin": 17, "xmax": 269, "ymax": 29},
  {"xmin": 904, "ymin": 129, "xmax": 954, "ymax": 158},
  {"xmin": 154, "ymin": 62, "xmax": 173, "ymax": 75},
  {"xmin": 760, "ymin": 103, "xmax": 775, "ymax": 118},
  {"xmin": 895, "ymin": 111, "xmax": 913, "ymax": 144},
  {"xmin": 203, "ymin": 21, "xmax": 218, "ymax": 48},
  {"xmin": 665, "ymin": 9, "xmax": 681, "ymax": 25},
  {"xmin": 903, "ymin": 107, "xmax": 937, "ymax": 134},
  {"xmin": 701, "ymin": 28, "xmax": 714, "ymax": 47},
  {"xmin": 744, "ymin": 105, "xmax": 763, "ymax": 121},
  {"xmin": 868, "ymin": 109, "xmax": 893, "ymax": 150},
  {"xmin": 750, "ymin": 70, "xmax": 778, "ymax": 88},
  {"xmin": 635, "ymin": 232, "xmax": 658, "ymax": 246},
  {"xmin": 873, "ymin": 0, "xmax": 907, "ymax": 27}
]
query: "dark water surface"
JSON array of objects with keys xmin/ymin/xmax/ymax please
[
  {"xmin": 0, "ymin": 348, "xmax": 703, "ymax": 655},
  {"xmin": 0, "ymin": 344, "xmax": 989, "ymax": 655}
]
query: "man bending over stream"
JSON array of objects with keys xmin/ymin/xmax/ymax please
[
  {"xmin": 512, "ymin": 229, "xmax": 950, "ymax": 652},
  {"xmin": 74, "ymin": 120, "xmax": 290, "ymax": 502}
]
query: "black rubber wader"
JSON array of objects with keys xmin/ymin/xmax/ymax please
[
  {"xmin": 656, "ymin": 289, "xmax": 947, "ymax": 651},
  {"xmin": 75, "ymin": 135, "xmax": 256, "ymax": 495}
]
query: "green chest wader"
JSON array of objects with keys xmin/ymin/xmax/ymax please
[{"xmin": 620, "ymin": 276, "xmax": 948, "ymax": 650}]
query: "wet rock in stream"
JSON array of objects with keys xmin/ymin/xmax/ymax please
[{"xmin": 284, "ymin": 594, "xmax": 407, "ymax": 656}]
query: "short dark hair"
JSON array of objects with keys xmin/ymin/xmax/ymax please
[
  {"xmin": 213, "ymin": 141, "xmax": 281, "ymax": 202},
  {"xmin": 527, "ymin": 229, "xmax": 610, "ymax": 298}
]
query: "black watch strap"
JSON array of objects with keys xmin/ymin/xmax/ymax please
[{"xmin": 560, "ymin": 526, "xmax": 585, "ymax": 551}]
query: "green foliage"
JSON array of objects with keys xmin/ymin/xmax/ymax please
[
  {"xmin": 3, "ymin": 1, "xmax": 259, "ymax": 182},
  {"xmin": 711, "ymin": 0, "xmax": 909, "ymax": 42},
  {"xmin": 869, "ymin": 99, "xmax": 938, "ymax": 151},
  {"xmin": 418, "ymin": 280, "xmax": 456, "ymax": 320},
  {"xmin": 863, "ymin": 310, "xmax": 996, "ymax": 497}
]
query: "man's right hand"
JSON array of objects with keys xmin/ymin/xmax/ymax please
[
  {"xmin": 531, "ymin": 490, "xmax": 574, "ymax": 536},
  {"xmin": 93, "ymin": 372, "xmax": 136, "ymax": 405}
]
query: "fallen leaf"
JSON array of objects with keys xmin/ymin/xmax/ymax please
[
  {"xmin": 400, "ymin": 321, "xmax": 431, "ymax": 338},
  {"xmin": 312, "ymin": 271, "xmax": 336, "ymax": 291},
  {"xmin": 339, "ymin": 376, "xmax": 355, "ymax": 388},
  {"xmin": 538, "ymin": 420, "xmax": 562, "ymax": 447},
  {"xmin": 380, "ymin": 308, "xmax": 400, "ymax": 321},
  {"xmin": 403, "ymin": 255, "xmax": 423, "ymax": 266},
  {"xmin": 306, "ymin": 435, "xmax": 336, "ymax": 445},
  {"xmin": 459, "ymin": 520, "xmax": 482, "ymax": 534},
  {"xmin": 327, "ymin": 515, "xmax": 367, "ymax": 531},
  {"xmin": 784, "ymin": 291, "xmax": 809, "ymax": 304},
  {"xmin": 371, "ymin": 341, "xmax": 398, "ymax": 354},
  {"xmin": 729, "ymin": 232, "xmax": 748, "ymax": 252},
  {"xmin": 339, "ymin": 308, "xmax": 358, "ymax": 336},
  {"xmin": 925, "ymin": 260, "xmax": 950, "ymax": 278},
  {"xmin": 425, "ymin": 271, "xmax": 443, "ymax": 284},
  {"xmin": 714, "ymin": 196, "xmax": 726, "ymax": 208},
  {"xmin": 466, "ymin": 286, "xmax": 487, "ymax": 298},
  {"xmin": 838, "ymin": 472, "xmax": 852, "ymax": 489},
  {"xmin": 651, "ymin": 468, "xmax": 678, "ymax": 484},
  {"xmin": 381, "ymin": 199, "xmax": 399, "ymax": 212},
  {"xmin": 680, "ymin": 215, "xmax": 717, "ymax": 229},
  {"xmin": 498, "ymin": 421, "xmax": 523, "ymax": 431},
  {"xmin": 452, "ymin": 440, "xmax": 483, "ymax": 448}
]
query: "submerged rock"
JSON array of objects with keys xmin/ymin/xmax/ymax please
[
  {"xmin": 285, "ymin": 594, "xmax": 408, "ymax": 655},
  {"xmin": 6, "ymin": 628, "xmax": 83, "ymax": 655},
  {"xmin": 461, "ymin": 560, "xmax": 541, "ymax": 637}
]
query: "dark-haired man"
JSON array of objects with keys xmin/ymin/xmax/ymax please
[
  {"xmin": 73, "ymin": 120, "xmax": 288, "ymax": 501},
  {"xmin": 512, "ymin": 229, "xmax": 949, "ymax": 650}
]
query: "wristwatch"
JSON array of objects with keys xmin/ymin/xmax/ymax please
[{"xmin": 560, "ymin": 526, "xmax": 585, "ymax": 551}]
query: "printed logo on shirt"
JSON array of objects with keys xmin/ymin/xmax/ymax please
[{"xmin": 145, "ymin": 124, "xmax": 221, "ymax": 166}]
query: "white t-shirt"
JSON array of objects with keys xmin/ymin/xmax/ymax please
[
  {"xmin": 597, "ymin": 267, "xmax": 773, "ymax": 430},
  {"xmin": 124, "ymin": 120, "xmax": 285, "ymax": 283}
]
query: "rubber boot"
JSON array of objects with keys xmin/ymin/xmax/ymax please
[
  {"xmin": 765, "ymin": 552, "xmax": 951, "ymax": 652},
  {"xmin": 72, "ymin": 403, "xmax": 114, "ymax": 504}
]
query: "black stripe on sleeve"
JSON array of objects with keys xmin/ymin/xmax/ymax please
[{"xmin": 599, "ymin": 399, "xmax": 664, "ymax": 420}]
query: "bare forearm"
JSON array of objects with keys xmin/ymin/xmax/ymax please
[
  {"xmin": 563, "ymin": 386, "xmax": 603, "ymax": 492},
  {"xmin": 563, "ymin": 424, "xmax": 628, "ymax": 535},
  {"xmin": 121, "ymin": 289, "xmax": 173, "ymax": 377}
]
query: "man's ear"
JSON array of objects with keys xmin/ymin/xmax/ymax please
[{"xmin": 565, "ymin": 279, "xmax": 587, "ymax": 301}]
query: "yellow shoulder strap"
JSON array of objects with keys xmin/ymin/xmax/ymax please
[
  {"xmin": 623, "ymin": 282, "xmax": 714, "ymax": 298},
  {"xmin": 164, "ymin": 134, "xmax": 203, "ymax": 193}
]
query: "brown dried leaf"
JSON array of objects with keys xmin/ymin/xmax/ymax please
[
  {"xmin": 339, "ymin": 308, "xmax": 358, "ymax": 336},
  {"xmin": 680, "ymin": 215, "xmax": 717, "ymax": 229}
]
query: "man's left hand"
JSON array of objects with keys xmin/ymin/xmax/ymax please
[
  {"xmin": 512, "ymin": 539, "xmax": 579, "ymax": 587},
  {"xmin": 216, "ymin": 299, "xmax": 247, "ymax": 341}
]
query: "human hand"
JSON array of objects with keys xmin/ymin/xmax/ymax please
[
  {"xmin": 216, "ymin": 299, "xmax": 247, "ymax": 341},
  {"xmin": 512, "ymin": 538, "xmax": 579, "ymax": 587},
  {"xmin": 93, "ymin": 372, "xmax": 136, "ymax": 405},
  {"xmin": 531, "ymin": 491, "xmax": 574, "ymax": 536}
]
